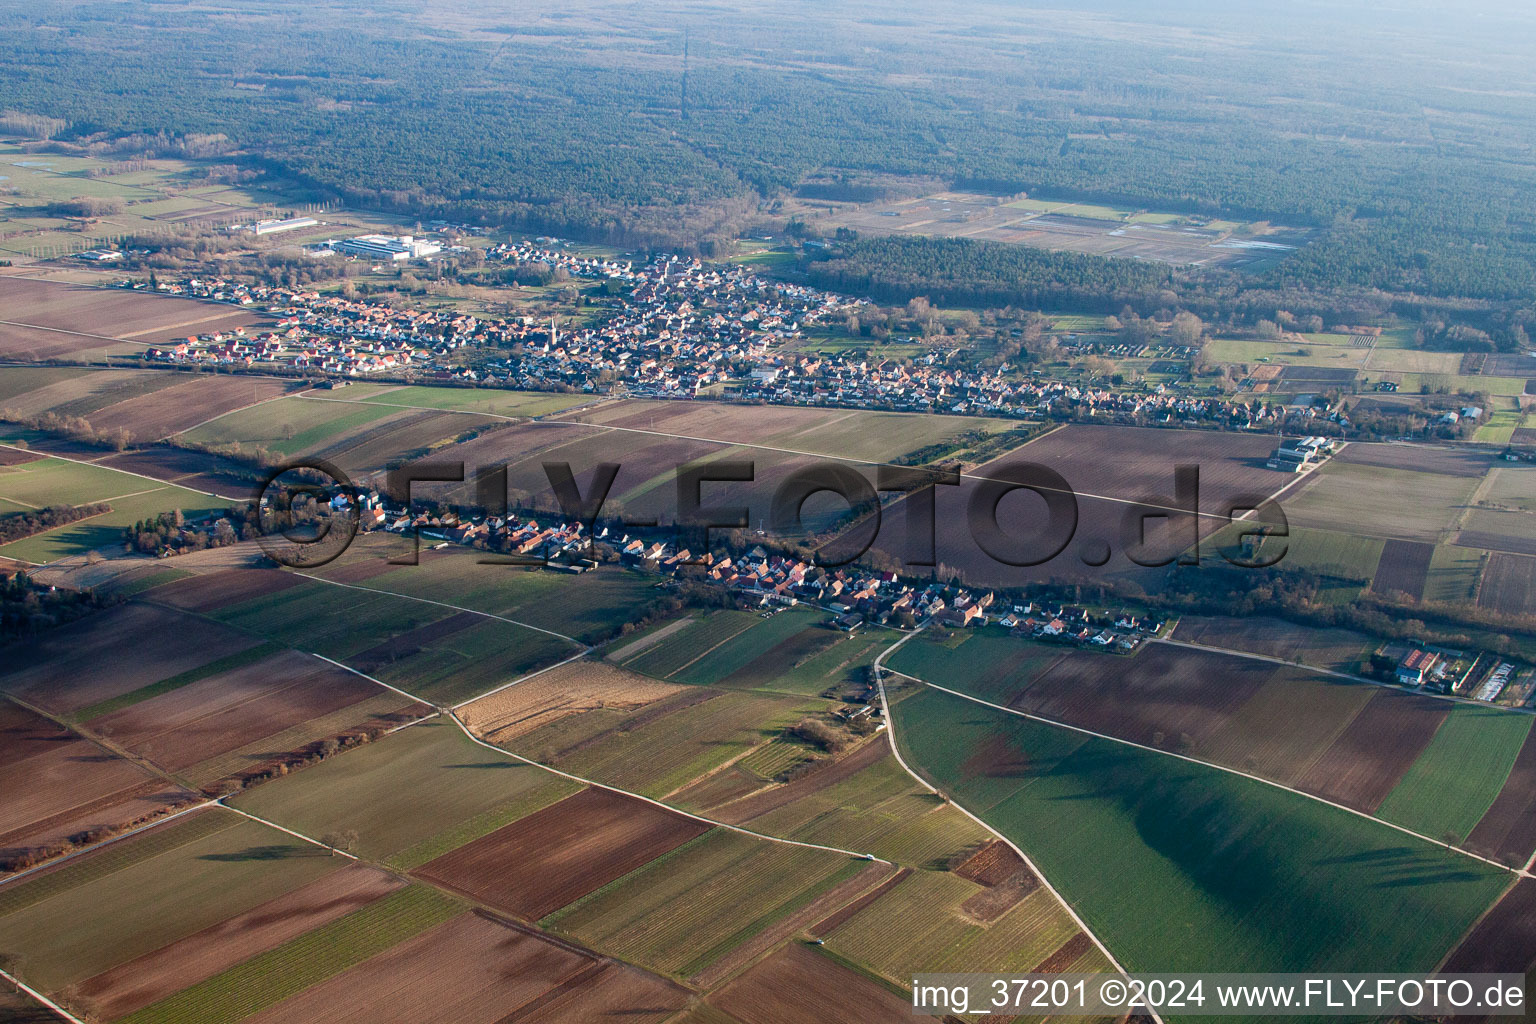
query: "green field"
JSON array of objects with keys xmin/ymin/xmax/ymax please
[
  {"xmin": 352, "ymin": 384, "xmax": 590, "ymax": 418},
  {"xmin": 0, "ymin": 811, "xmax": 342, "ymax": 992},
  {"xmin": 0, "ymin": 456, "xmax": 231, "ymax": 562},
  {"xmin": 544, "ymin": 689, "xmax": 824, "ymax": 799},
  {"xmin": 1424, "ymin": 544, "xmax": 1486, "ymax": 604},
  {"xmin": 180, "ymin": 396, "xmax": 401, "ymax": 454},
  {"xmin": 545, "ymin": 828, "xmax": 863, "ymax": 976},
  {"xmin": 208, "ymin": 580, "xmax": 449, "ymax": 660},
  {"xmin": 1473, "ymin": 404, "xmax": 1524, "ymax": 444},
  {"xmin": 742, "ymin": 742, "xmax": 990, "ymax": 867},
  {"xmin": 1375, "ymin": 705, "xmax": 1534, "ymax": 842},
  {"xmin": 75, "ymin": 641, "xmax": 281, "ymax": 722},
  {"xmin": 368, "ymin": 617, "xmax": 577, "ymax": 705},
  {"xmin": 670, "ymin": 609, "xmax": 830, "ymax": 687},
  {"xmin": 891, "ymin": 686, "xmax": 1510, "ymax": 978},
  {"xmin": 886, "ymin": 629, "xmax": 1061, "ymax": 703},
  {"xmin": 825, "ymin": 868, "xmax": 1083, "ymax": 983},
  {"xmin": 1265, "ymin": 525, "xmax": 1385, "ymax": 581},
  {"xmin": 118, "ymin": 886, "xmax": 463, "ymax": 1024},
  {"xmin": 231, "ymin": 719, "xmax": 581, "ymax": 867},
  {"xmin": 1287, "ymin": 461, "xmax": 1482, "ymax": 544},
  {"xmin": 621, "ymin": 611, "xmax": 759, "ymax": 679},
  {"xmin": 1205, "ymin": 337, "xmax": 1372, "ymax": 370},
  {"xmin": 0, "ymin": 365, "xmax": 92, "ymax": 404},
  {"xmin": 753, "ymin": 629, "xmax": 888, "ymax": 695},
  {"xmin": 312, "ymin": 540, "xmax": 663, "ymax": 644}
]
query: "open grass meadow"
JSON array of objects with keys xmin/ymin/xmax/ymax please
[
  {"xmin": 1424, "ymin": 544, "xmax": 1486, "ymax": 604},
  {"xmin": 1259, "ymin": 525, "xmax": 1385, "ymax": 581},
  {"xmin": 230, "ymin": 719, "xmax": 582, "ymax": 868},
  {"xmin": 1375, "ymin": 705, "xmax": 1534, "ymax": 842},
  {"xmin": 0, "ymin": 810, "xmax": 342, "ymax": 993},
  {"xmin": 544, "ymin": 828, "xmax": 863, "ymax": 976},
  {"xmin": 890, "ymin": 686, "xmax": 1510, "ymax": 976}
]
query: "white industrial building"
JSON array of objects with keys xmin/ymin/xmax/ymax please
[
  {"xmin": 326, "ymin": 234, "xmax": 441, "ymax": 261},
  {"xmin": 249, "ymin": 217, "xmax": 318, "ymax": 236}
]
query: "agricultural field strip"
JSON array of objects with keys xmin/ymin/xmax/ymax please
[
  {"xmin": 293, "ymin": 391, "xmax": 561, "ymax": 422},
  {"xmin": 296, "ymin": 393, "xmax": 1296, "ymax": 521},
  {"xmin": 310, "ymin": 653, "xmax": 448, "ymax": 707},
  {"xmin": 0, "ymin": 634, "xmax": 432, "ymax": 887},
  {"xmin": 443, "ymin": 706, "xmax": 895, "ymax": 861},
  {"xmin": 292, "ymin": 572, "xmax": 586, "ymax": 647},
  {"xmin": 446, "ymin": 648, "xmax": 594, "ymax": 712},
  {"xmin": 0, "ymin": 966, "xmax": 82, "ymax": 1024},
  {"xmin": 217, "ymin": 800, "xmax": 361, "ymax": 860},
  {"xmin": 303, "ymin": 651, "xmax": 896, "ymax": 862},
  {"xmin": 0, "ymin": 317, "xmax": 156, "ymax": 349},
  {"xmin": 0, "ymin": 798, "xmax": 218, "ymax": 890},
  {"xmin": 0, "ymin": 441, "xmax": 239, "ymax": 501},
  {"xmin": 910, "ymin": 669, "xmax": 1524, "ymax": 879},
  {"xmin": 158, "ymin": 387, "xmax": 297, "ymax": 440},
  {"xmin": 868, "ymin": 628, "xmax": 1143, "ymax": 1009},
  {"xmin": 1157, "ymin": 636, "xmax": 1536, "ymax": 716}
]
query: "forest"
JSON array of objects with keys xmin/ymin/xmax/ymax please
[{"xmin": 4, "ymin": 0, "xmax": 1536, "ymax": 316}]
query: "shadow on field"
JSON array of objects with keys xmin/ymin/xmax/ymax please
[{"xmin": 200, "ymin": 844, "xmax": 324, "ymax": 862}]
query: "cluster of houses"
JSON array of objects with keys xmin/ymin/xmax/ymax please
[
  {"xmin": 131, "ymin": 252, "xmax": 864, "ymax": 387},
  {"xmin": 997, "ymin": 603, "xmax": 1165, "ymax": 650},
  {"xmin": 124, "ymin": 248, "xmax": 1368, "ymax": 440},
  {"xmin": 734, "ymin": 349, "xmax": 1336, "ymax": 433},
  {"xmin": 345, "ymin": 484, "xmax": 1171, "ymax": 653}
]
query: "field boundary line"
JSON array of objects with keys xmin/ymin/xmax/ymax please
[
  {"xmin": 309, "ymin": 652, "xmax": 433, "ymax": 707},
  {"xmin": 566, "ymin": 418, "xmax": 1290, "ymax": 523},
  {"xmin": 0, "ymin": 318, "xmax": 154, "ymax": 349},
  {"xmin": 442, "ymin": 707, "xmax": 894, "ymax": 864},
  {"xmin": 167, "ymin": 386, "xmax": 299, "ymax": 439},
  {"xmin": 0, "ymin": 965, "xmax": 85, "ymax": 1024},
  {"xmin": 871, "ymin": 627, "xmax": 1155, "ymax": 1019},
  {"xmin": 326, "ymin": 644, "xmax": 897, "ymax": 863},
  {"xmin": 0, "ymin": 799, "xmax": 220, "ymax": 891},
  {"xmin": 450, "ymin": 648, "xmax": 593, "ymax": 711},
  {"xmin": 296, "ymin": 392, "xmax": 1317, "ymax": 523},
  {"xmin": 0, "ymin": 441, "xmax": 240, "ymax": 502},
  {"xmin": 658, "ymin": 617, "xmax": 757, "ymax": 679},
  {"xmin": 217, "ymin": 800, "xmax": 360, "ymax": 860},
  {"xmin": 914, "ymin": 675, "xmax": 1526, "ymax": 878},
  {"xmin": 292, "ymin": 571, "xmax": 584, "ymax": 646}
]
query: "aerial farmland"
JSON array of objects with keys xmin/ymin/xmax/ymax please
[{"xmin": 6, "ymin": 6, "xmax": 1536, "ymax": 1012}]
